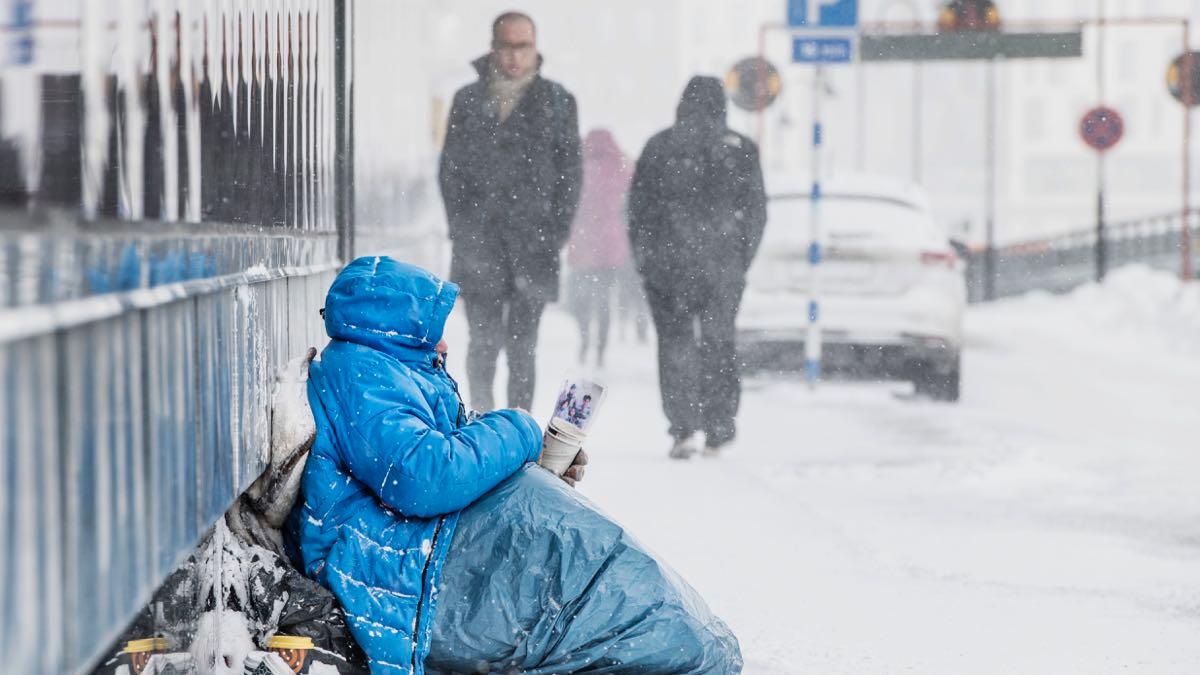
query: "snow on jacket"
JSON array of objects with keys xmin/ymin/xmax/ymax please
[
  {"xmin": 566, "ymin": 129, "xmax": 633, "ymax": 271},
  {"xmin": 287, "ymin": 256, "xmax": 543, "ymax": 675},
  {"xmin": 438, "ymin": 54, "xmax": 583, "ymax": 302},
  {"xmin": 627, "ymin": 76, "xmax": 768, "ymax": 305}
]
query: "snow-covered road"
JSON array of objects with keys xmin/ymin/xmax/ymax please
[{"xmin": 443, "ymin": 266, "xmax": 1200, "ymax": 674}]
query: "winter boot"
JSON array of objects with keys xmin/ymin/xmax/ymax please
[
  {"xmin": 703, "ymin": 433, "xmax": 734, "ymax": 458},
  {"xmin": 669, "ymin": 433, "xmax": 699, "ymax": 460}
]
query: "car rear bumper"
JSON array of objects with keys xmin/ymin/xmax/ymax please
[
  {"xmin": 736, "ymin": 286, "xmax": 964, "ymax": 377},
  {"xmin": 738, "ymin": 285, "xmax": 964, "ymax": 345},
  {"xmin": 737, "ymin": 331, "xmax": 957, "ymax": 378}
]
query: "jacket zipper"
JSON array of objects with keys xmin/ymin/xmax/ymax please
[
  {"xmin": 433, "ymin": 353, "xmax": 468, "ymax": 426},
  {"xmin": 410, "ymin": 355, "xmax": 458, "ymax": 669},
  {"xmin": 411, "ymin": 516, "xmax": 445, "ymax": 672}
]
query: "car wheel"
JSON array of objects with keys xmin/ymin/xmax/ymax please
[{"xmin": 912, "ymin": 353, "xmax": 961, "ymax": 402}]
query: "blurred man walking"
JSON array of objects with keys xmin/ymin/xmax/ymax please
[
  {"xmin": 439, "ymin": 12, "xmax": 582, "ymax": 410},
  {"xmin": 628, "ymin": 76, "xmax": 767, "ymax": 459}
]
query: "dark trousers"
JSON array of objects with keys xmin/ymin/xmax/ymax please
[
  {"xmin": 464, "ymin": 292, "xmax": 546, "ymax": 411},
  {"xmin": 566, "ymin": 267, "xmax": 618, "ymax": 365},
  {"xmin": 644, "ymin": 282, "xmax": 744, "ymax": 445}
]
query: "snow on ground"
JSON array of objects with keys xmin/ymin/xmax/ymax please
[{"xmin": 443, "ymin": 265, "xmax": 1200, "ymax": 674}]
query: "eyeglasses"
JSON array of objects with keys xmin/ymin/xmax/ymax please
[{"xmin": 493, "ymin": 41, "xmax": 535, "ymax": 55}]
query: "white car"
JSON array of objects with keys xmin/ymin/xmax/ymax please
[{"xmin": 737, "ymin": 175, "xmax": 967, "ymax": 400}]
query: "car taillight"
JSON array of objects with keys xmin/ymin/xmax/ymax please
[{"xmin": 921, "ymin": 250, "xmax": 958, "ymax": 268}]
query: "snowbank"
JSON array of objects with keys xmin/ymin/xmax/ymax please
[
  {"xmin": 1066, "ymin": 265, "xmax": 1200, "ymax": 354},
  {"xmin": 987, "ymin": 264, "xmax": 1200, "ymax": 356}
]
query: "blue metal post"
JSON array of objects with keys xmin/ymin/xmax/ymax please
[
  {"xmin": 11, "ymin": 0, "xmax": 34, "ymax": 65},
  {"xmin": 805, "ymin": 65, "xmax": 824, "ymax": 388}
]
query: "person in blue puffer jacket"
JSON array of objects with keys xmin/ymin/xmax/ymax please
[
  {"xmin": 289, "ymin": 256, "xmax": 741, "ymax": 675},
  {"xmin": 287, "ymin": 256, "xmax": 573, "ymax": 673}
]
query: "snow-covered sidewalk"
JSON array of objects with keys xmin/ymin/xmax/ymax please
[{"xmin": 443, "ymin": 266, "xmax": 1200, "ymax": 674}]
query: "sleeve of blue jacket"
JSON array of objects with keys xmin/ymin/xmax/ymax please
[{"xmin": 338, "ymin": 376, "xmax": 544, "ymax": 519}]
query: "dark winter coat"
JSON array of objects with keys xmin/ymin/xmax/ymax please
[
  {"xmin": 628, "ymin": 76, "xmax": 767, "ymax": 307},
  {"xmin": 438, "ymin": 55, "xmax": 582, "ymax": 302}
]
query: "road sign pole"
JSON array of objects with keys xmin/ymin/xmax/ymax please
[
  {"xmin": 805, "ymin": 65, "xmax": 824, "ymax": 389},
  {"xmin": 1096, "ymin": 156, "xmax": 1107, "ymax": 281},
  {"xmin": 1183, "ymin": 23, "xmax": 1193, "ymax": 281},
  {"xmin": 788, "ymin": 0, "xmax": 858, "ymax": 388},
  {"xmin": 984, "ymin": 59, "xmax": 997, "ymax": 301},
  {"xmin": 756, "ymin": 25, "xmax": 769, "ymax": 147},
  {"xmin": 1096, "ymin": 8, "xmax": 1108, "ymax": 283},
  {"xmin": 1079, "ymin": 106, "xmax": 1124, "ymax": 279}
]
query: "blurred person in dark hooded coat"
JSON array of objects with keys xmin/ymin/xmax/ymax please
[
  {"xmin": 628, "ymin": 76, "xmax": 767, "ymax": 459},
  {"xmin": 438, "ymin": 12, "xmax": 582, "ymax": 412}
]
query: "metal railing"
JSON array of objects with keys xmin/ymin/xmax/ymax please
[
  {"xmin": 965, "ymin": 210, "xmax": 1200, "ymax": 302},
  {"xmin": 0, "ymin": 1, "xmax": 356, "ymax": 671},
  {"xmin": 0, "ymin": 220, "xmax": 338, "ymax": 673}
]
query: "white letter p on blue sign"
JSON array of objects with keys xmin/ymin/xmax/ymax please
[{"xmin": 787, "ymin": 0, "xmax": 859, "ymax": 28}]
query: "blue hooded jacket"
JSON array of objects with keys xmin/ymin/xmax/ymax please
[{"xmin": 288, "ymin": 256, "xmax": 542, "ymax": 674}]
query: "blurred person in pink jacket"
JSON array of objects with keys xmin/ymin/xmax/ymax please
[{"xmin": 565, "ymin": 129, "xmax": 640, "ymax": 367}]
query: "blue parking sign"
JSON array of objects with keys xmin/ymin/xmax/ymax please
[{"xmin": 788, "ymin": 0, "xmax": 859, "ymax": 28}]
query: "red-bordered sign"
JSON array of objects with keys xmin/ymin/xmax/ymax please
[
  {"xmin": 1079, "ymin": 106, "xmax": 1124, "ymax": 153},
  {"xmin": 726, "ymin": 57, "xmax": 782, "ymax": 112},
  {"xmin": 1167, "ymin": 52, "xmax": 1200, "ymax": 107}
]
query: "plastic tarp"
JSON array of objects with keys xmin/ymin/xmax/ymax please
[{"xmin": 424, "ymin": 466, "xmax": 742, "ymax": 674}]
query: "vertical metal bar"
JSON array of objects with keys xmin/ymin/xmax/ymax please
[
  {"xmin": 334, "ymin": 0, "xmax": 354, "ymax": 262},
  {"xmin": 1096, "ymin": 164, "xmax": 1107, "ymax": 281},
  {"xmin": 43, "ymin": 337, "xmax": 61, "ymax": 672},
  {"xmin": 125, "ymin": 309, "xmax": 148, "ymax": 619},
  {"xmin": 805, "ymin": 65, "xmax": 824, "ymax": 388},
  {"xmin": 855, "ymin": 56, "xmax": 865, "ymax": 171},
  {"xmin": 192, "ymin": 295, "xmax": 206, "ymax": 535},
  {"xmin": 0, "ymin": 344, "xmax": 7, "ymax": 662},
  {"xmin": 12, "ymin": 341, "xmax": 37, "ymax": 672},
  {"xmin": 913, "ymin": 61, "xmax": 922, "ymax": 183},
  {"xmin": 1097, "ymin": 3, "xmax": 1107, "ymax": 102},
  {"xmin": 755, "ymin": 24, "xmax": 767, "ymax": 148},
  {"xmin": 1183, "ymin": 21, "xmax": 1193, "ymax": 281},
  {"xmin": 984, "ymin": 59, "xmax": 997, "ymax": 301},
  {"xmin": 1096, "ymin": 3, "xmax": 1108, "ymax": 282},
  {"xmin": 52, "ymin": 328, "xmax": 71, "ymax": 667}
]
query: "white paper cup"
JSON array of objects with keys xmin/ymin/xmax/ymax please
[{"xmin": 539, "ymin": 417, "xmax": 585, "ymax": 475}]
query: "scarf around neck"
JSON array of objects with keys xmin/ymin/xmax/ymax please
[{"xmin": 488, "ymin": 64, "xmax": 537, "ymax": 123}]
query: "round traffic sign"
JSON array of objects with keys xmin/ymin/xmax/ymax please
[
  {"xmin": 1166, "ymin": 51, "xmax": 1200, "ymax": 107},
  {"xmin": 726, "ymin": 57, "xmax": 782, "ymax": 112},
  {"xmin": 1079, "ymin": 106, "xmax": 1123, "ymax": 153}
]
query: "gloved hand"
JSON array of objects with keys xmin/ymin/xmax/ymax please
[{"xmin": 560, "ymin": 448, "xmax": 588, "ymax": 487}]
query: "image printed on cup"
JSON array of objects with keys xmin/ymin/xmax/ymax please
[{"xmin": 551, "ymin": 378, "xmax": 606, "ymax": 433}]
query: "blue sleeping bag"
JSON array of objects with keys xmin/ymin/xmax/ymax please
[{"xmin": 427, "ymin": 465, "xmax": 742, "ymax": 673}]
